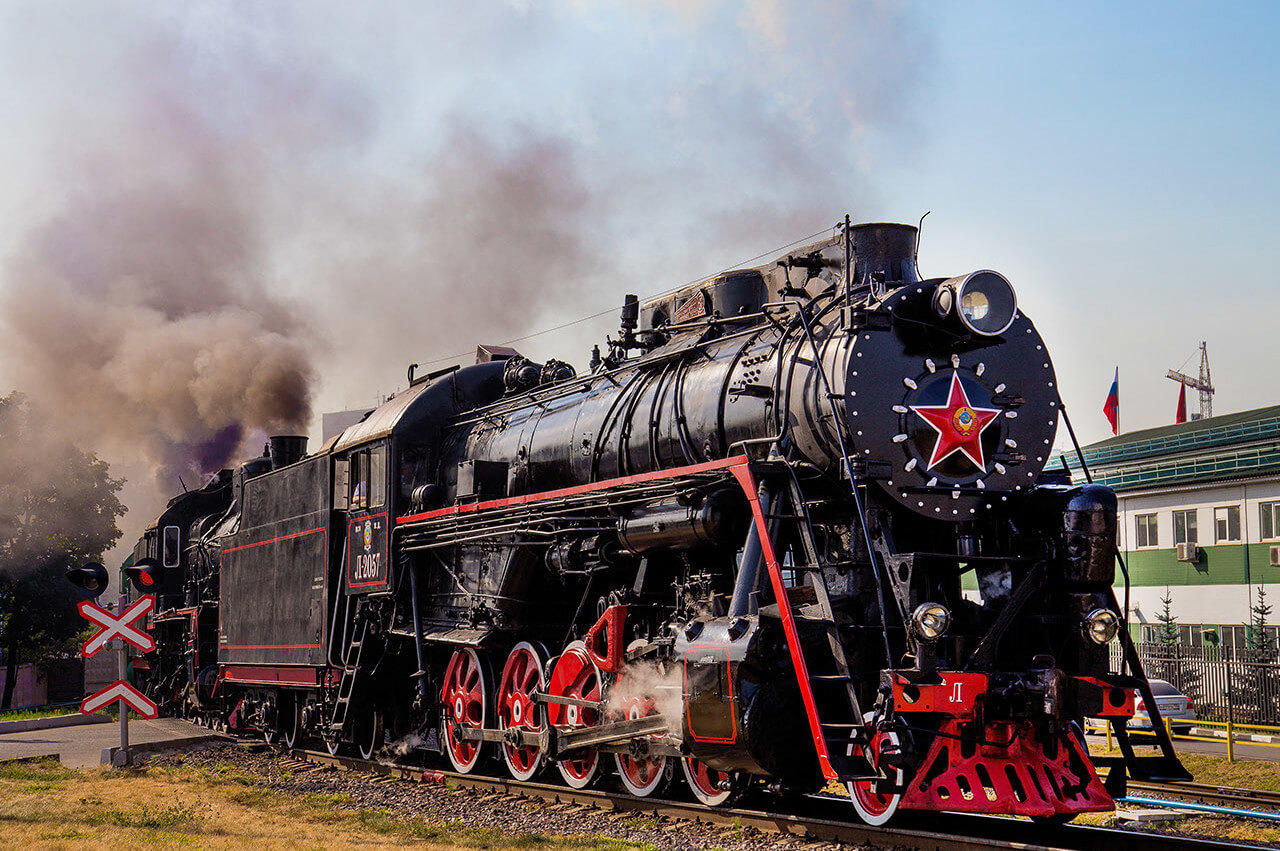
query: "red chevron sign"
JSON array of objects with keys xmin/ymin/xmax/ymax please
[
  {"xmin": 81, "ymin": 680, "xmax": 157, "ymax": 719},
  {"xmin": 78, "ymin": 595, "xmax": 155, "ymax": 655}
]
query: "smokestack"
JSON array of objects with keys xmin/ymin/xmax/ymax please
[
  {"xmin": 269, "ymin": 435, "xmax": 308, "ymax": 469},
  {"xmin": 851, "ymin": 222, "xmax": 920, "ymax": 290}
]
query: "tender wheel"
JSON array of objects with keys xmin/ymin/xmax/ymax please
[
  {"xmin": 498, "ymin": 641, "xmax": 549, "ymax": 781},
  {"xmin": 280, "ymin": 694, "xmax": 302, "ymax": 751},
  {"xmin": 356, "ymin": 710, "xmax": 385, "ymax": 761},
  {"xmin": 262, "ymin": 699, "xmax": 279, "ymax": 746},
  {"xmin": 613, "ymin": 641, "xmax": 671, "ymax": 798},
  {"xmin": 323, "ymin": 731, "xmax": 342, "ymax": 756},
  {"xmin": 548, "ymin": 640, "xmax": 603, "ymax": 789},
  {"xmin": 681, "ymin": 757, "xmax": 735, "ymax": 807},
  {"xmin": 442, "ymin": 647, "xmax": 489, "ymax": 773},
  {"xmin": 848, "ymin": 727, "xmax": 903, "ymax": 826}
]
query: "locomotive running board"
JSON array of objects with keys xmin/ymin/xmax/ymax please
[{"xmin": 396, "ymin": 455, "xmax": 755, "ymax": 548}]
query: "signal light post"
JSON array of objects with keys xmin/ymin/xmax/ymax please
[{"xmin": 66, "ymin": 561, "xmax": 158, "ymax": 767}]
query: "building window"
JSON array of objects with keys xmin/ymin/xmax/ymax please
[
  {"xmin": 1262, "ymin": 501, "xmax": 1280, "ymax": 541},
  {"xmin": 1134, "ymin": 513, "xmax": 1158, "ymax": 548},
  {"xmin": 1214, "ymin": 505, "xmax": 1241, "ymax": 543},
  {"xmin": 1173, "ymin": 509, "xmax": 1198, "ymax": 545}
]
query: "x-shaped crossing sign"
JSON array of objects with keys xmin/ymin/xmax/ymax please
[{"xmin": 78, "ymin": 595, "xmax": 156, "ymax": 656}]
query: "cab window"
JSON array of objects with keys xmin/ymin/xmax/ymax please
[
  {"xmin": 369, "ymin": 445, "xmax": 387, "ymax": 508},
  {"xmin": 162, "ymin": 525, "xmax": 181, "ymax": 568},
  {"xmin": 347, "ymin": 445, "xmax": 387, "ymax": 511}
]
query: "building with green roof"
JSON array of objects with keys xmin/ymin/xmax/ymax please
[{"xmin": 1063, "ymin": 404, "xmax": 1280, "ymax": 652}]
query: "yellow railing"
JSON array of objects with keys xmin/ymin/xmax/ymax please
[{"xmin": 1085, "ymin": 718, "xmax": 1280, "ymax": 761}]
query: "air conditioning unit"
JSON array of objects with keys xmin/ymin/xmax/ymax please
[
  {"xmin": 1270, "ymin": 545, "xmax": 1280, "ymax": 567},
  {"xmin": 1176, "ymin": 542, "xmax": 1200, "ymax": 563}
]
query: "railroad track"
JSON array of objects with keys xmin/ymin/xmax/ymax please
[
  {"xmin": 1129, "ymin": 780, "xmax": 1280, "ymax": 814},
  {"xmin": 286, "ymin": 746, "xmax": 1255, "ymax": 850}
]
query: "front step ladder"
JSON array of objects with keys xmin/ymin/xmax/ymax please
[
  {"xmin": 329, "ymin": 601, "xmax": 371, "ymax": 734},
  {"xmin": 730, "ymin": 461, "xmax": 875, "ymax": 782}
]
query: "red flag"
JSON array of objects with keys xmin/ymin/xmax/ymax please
[
  {"xmin": 1175, "ymin": 381, "xmax": 1187, "ymax": 424},
  {"xmin": 1103, "ymin": 368, "xmax": 1119, "ymax": 435}
]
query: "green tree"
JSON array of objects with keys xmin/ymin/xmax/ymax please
[
  {"xmin": 1147, "ymin": 589, "xmax": 1201, "ymax": 709},
  {"xmin": 1237, "ymin": 584, "xmax": 1279, "ymax": 723},
  {"xmin": 1246, "ymin": 584, "xmax": 1273, "ymax": 654},
  {"xmin": 0, "ymin": 392, "xmax": 124, "ymax": 708},
  {"xmin": 1155, "ymin": 589, "xmax": 1180, "ymax": 645}
]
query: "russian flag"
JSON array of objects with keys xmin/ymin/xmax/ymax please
[{"xmin": 1103, "ymin": 368, "xmax": 1119, "ymax": 435}]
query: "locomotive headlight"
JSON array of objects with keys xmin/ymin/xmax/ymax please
[
  {"xmin": 911, "ymin": 602, "xmax": 952, "ymax": 642},
  {"xmin": 936, "ymin": 271, "xmax": 1018, "ymax": 336},
  {"xmin": 1083, "ymin": 608, "xmax": 1120, "ymax": 645}
]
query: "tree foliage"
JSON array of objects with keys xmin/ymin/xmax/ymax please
[
  {"xmin": 1246, "ymin": 584, "xmax": 1273, "ymax": 654},
  {"xmin": 1155, "ymin": 589, "xmax": 1180, "ymax": 645},
  {"xmin": 0, "ymin": 392, "xmax": 125, "ymax": 708}
]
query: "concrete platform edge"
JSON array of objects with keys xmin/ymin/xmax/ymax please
[
  {"xmin": 0, "ymin": 713, "xmax": 111, "ymax": 734},
  {"xmin": 101, "ymin": 733, "xmax": 232, "ymax": 766}
]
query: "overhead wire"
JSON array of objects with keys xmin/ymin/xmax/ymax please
[{"xmin": 408, "ymin": 224, "xmax": 841, "ymax": 369}]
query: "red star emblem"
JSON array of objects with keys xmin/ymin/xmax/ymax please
[{"xmin": 910, "ymin": 372, "xmax": 1002, "ymax": 472}]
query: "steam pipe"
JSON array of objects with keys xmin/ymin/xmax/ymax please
[
  {"xmin": 407, "ymin": 556, "xmax": 430, "ymax": 702},
  {"xmin": 729, "ymin": 480, "xmax": 776, "ymax": 618}
]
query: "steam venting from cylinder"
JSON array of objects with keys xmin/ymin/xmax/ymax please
[
  {"xmin": 851, "ymin": 222, "xmax": 920, "ymax": 291},
  {"xmin": 269, "ymin": 435, "xmax": 308, "ymax": 469}
]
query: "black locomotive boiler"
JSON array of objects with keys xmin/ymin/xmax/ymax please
[{"xmin": 121, "ymin": 219, "xmax": 1188, "ymax": 824}]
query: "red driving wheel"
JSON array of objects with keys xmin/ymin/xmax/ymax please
[
  {"xmin": 848, "ymin": 727, "xmax": 903, "ymax": 826},
  {"xmin": 682, "ymin": 757, "xmax": 735, "ymax": 806},
  {"xmin": 497, "ymin": 641, "xmax": 548, "ymax": 781},
  {"xmin": 441, "ymin": 647, "xmax": 489, "ymax": 773},
  {"xmin": 613, "ymin": 641, "xmax": 670, "ymax": 797},
  {"xmin": 547, "ymin": 640, "xmax": 602, "ymax": 789}
]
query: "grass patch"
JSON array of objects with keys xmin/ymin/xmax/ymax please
[
  {"xmin": 0, "ymin": 704, "xmax": 80, "ymax": 722},
  {"xmin": 0, "ymin": 756, "xmax": 76, "ymax": 781},
  {"xmin": 0, "ymin": 757, "xmax": 661, "ymax": 849},
  {"xmin": 89, "ymin": 802, "xmax": 203, "ymax": 830},
  {"xmin": 1176, "ymin": 752, "xmax": 1280, "ymax": 792}
]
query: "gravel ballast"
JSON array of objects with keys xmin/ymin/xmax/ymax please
[{"xmin": 148, "ymin": 743, "xmax": 866, "ymax": 850}]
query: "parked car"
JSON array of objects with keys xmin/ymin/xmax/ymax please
[{"xmin": 1131, "ymin": 679, "xmax": 1196, "ymax": 733}]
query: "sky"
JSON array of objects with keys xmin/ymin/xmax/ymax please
[{"xmin": 0, "ymin": 0, "xmax": 1276, "ymax": 556}]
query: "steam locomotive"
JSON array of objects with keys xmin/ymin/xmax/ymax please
[{"xmin": 117, "ymin": 219, "xmax": 1189, "ymax": 824}]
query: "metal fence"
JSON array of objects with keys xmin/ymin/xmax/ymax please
[{"xmin": 1110, "ymin": 642, "xmax": 1280, "ymax": 726}]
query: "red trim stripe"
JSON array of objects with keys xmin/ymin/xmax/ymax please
[
  {"xmin": 222, "ymin": 526, "xmax": 326, "ymax": 553},
  {"xmin": 222, "ymin": 643, "xmax": 322, "ymax": 649},
  {"xmin": 397, "ymin": 455, "xmax": 751, "ymax": 525},
  {"xmin": 221, "ymin": 665, "xmax": 318, "ymax": 686}
]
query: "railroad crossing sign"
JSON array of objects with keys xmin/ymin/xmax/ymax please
[
  {"xmin": 81, "ymin": 680, "xmax": 157, "ymax": 719},
  {"xmin": 78, "ymin": 594, "xmax": 156, "ymax": 655},
  {"xmin": 76, "ymin": 593, "xmax": 157, "ymax": 721}
]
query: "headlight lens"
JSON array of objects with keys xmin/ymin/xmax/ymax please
[
  {"xmin": 911, "ymin": 603, "xmax": 952, "ymax": 641},
  {"xmin": 1083, "ymin": 608, "xmax": 1120, "ymax": 645},
  {"xmin": 946, "ymin": 270, "xmax": 1018, "ymax": 336}
]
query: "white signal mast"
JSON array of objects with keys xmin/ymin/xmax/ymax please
[{"xmin": 1166, "ymin": 341, "xmax": 1214, "ymax": 421}]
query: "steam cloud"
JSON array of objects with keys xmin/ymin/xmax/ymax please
[{"xmin": 0, "ymin": 1, "xmax": 927, "ymax": 561}]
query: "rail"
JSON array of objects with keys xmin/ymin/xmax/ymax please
[{"xmin": 289, "ymin": 746, "xmax": 1245, "ymax": 851}]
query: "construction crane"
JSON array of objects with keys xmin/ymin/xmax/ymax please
[{"xmin": 1167, "ymin": 341, "xmax": 1214, "ymax": 421}]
